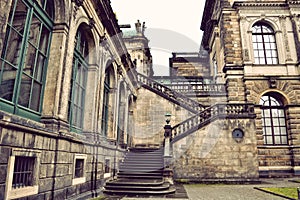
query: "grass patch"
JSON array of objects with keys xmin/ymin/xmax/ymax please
[{"xmin": 259, "ymin": 187, "xmax": 298, "ymax": 199}]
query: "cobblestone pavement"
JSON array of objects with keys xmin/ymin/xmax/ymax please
[{"xmin": 121, "ymin": 178, "xmax": 300, "ymax": 200}]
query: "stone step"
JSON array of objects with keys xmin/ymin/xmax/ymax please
[
  {"xmin": 104, "ymin": 147, "xmax": 173, "ymax": 197},
  {"xmin": 120, "ymin": 161, "xmax": 163, "ymax": 168},
  {"xmin": 103, "ymin": 186, "xmax": 176, "ymax": 196},
  {"xmin": 117, "ymin": 174, "xmax": 162, "ymax": 179},
  {"xmin": 120, "ymin": 159, "xmax": 163, "ymax": 163},
  {"xmin": 118, "ymin": 171, "xmax": 162, "ymax": 176},
  {"xmin": 128, "ymin": 147, "xmax": 162, "ymax": 152},
  {"xmin": 123, "ymin": 157, "xmax": 163, "ymax": 162},
  {"xmin": 105, "ymin": 182, "xmax": 170, "ymax": 191},
  {"xmin": 125, "ymin": 154, "xmax": 163, "ymax": 158},
  {"xmin": 119, "ymin": 167, "xmax": 164, "ymax": 172},
  {"xmin": 106, "ymin": 179, "xmax": 164, "ymax": 186}
]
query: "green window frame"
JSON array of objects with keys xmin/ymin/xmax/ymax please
[
  {"xmin": 101, "ymin": 74, "xmax": 110, "ymax": 137},
  {"xmin": 68, "ymin": 28, "xmax": 88, "ymax": 133},
  {"xmin": 0, "ymin": 0, "xmax": 53, "ymax": 121}
]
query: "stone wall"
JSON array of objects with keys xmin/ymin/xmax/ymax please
[
  {"xmin": 172, "ymin": 118, "xmax": 259, "ymax": 182},
  {"xmin": 0, "ymin": 112, "xmax": 124, "ymax": 199},
  {"xmin": 171, "ymin": 61, "xmax": 210, "ymax": 77},
  {"xmin": 133, "ymin": 87, "xmax": 194, "ymax": 146}
]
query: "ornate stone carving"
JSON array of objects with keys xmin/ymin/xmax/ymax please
[
  {"xmin": 279, "ymin": 16, "xmax": 292, "ymax": 61},
  {"xmin": 268, "ymin": 77, "xmax": 277, "ymax": 88}
]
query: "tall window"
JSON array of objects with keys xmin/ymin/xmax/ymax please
[
  {"xmin": 0, "ymin": 0, "xmax": 53, "ymax": 120},
  {"xmin": 101, "ymin": 72, "xmax": 110, "ymax": 137},
  {"xmin": 252, "ymin": 22, "xmax": 278, "ymax": 65},
  {"xmin": 260, "ymin": 93, "xmax": 288, "ymax": 145},
  {"xmin": 69, "ymin": 28, "xmax": 88, "ymax": 132}
]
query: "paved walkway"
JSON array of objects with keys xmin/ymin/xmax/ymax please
[{"xmin": 122, "ymin": 178, "xmax": 300, "ymax": 200}]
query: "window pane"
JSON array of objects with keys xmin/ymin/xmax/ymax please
[
  {"xmin": 24, "ymin": 43, "xmax": 36, "ymax": 76},
  {"xmin": 265, "ymin": 127, "xmax": 272, "ymax": 135},
  {"xmin": 30, "ymin": 81, "xmax": 42, "ymax": 111},
  {"xmin": 39, "ymin": 25, "xmax": 50, "ymax": 54},
  {"xmin": 273, "ymin": 118, "xmax": 279, "ymax": 126},
  {"xmin": 280, "ymin": 127, "xmax": 287, "ymax": 135},
  {"xmin": 266, "ymin": 50, "xmax": 272, "ymax": 57},
  {"xmin": 273, "ymin": 127, "xmax": 280, "ymax": 135},
  {"xmin": 35, "ymin": 53, "xmax": 45, "ymax": 81},
  {"xmin": 265, "ymin": 118, "xmax": 271, "ymax": 126},
  {"xmin": 11, "ymin": 1, "xmax": 28, "ymax": 34},
  {"xmin": 5, "ymin": 29, "xmax": 23, "ymax": 66},
  {"xmin": 281, "ymin": 136, "xmax": 287, "ymax": 144},
  {"xmin": 75, "ymin": 159, "xmax": 84, "ymax": 178},
  {"xmin": 29, "ymin": 14, "xmax": 42, "ymax": 47},
  {"xmin": 18, "ymin": 74, "xmax": 31, "ymax": 107},
  {"xmin": 263, "ymin": 109, "xmax": 270, "ymax": 117},
  {"xmin": 279, "ymin": 118, "xmax": 286, "ymax": 126},
  {"xmin": 274, "ymin": 135, "xmax": 281, "ymax": 144},
  {"xmin": 0, "ymin": 62, "xmax": 17, "ymax": 101},
  {"xmin": 265, "ymin": 136, "xmax": 273, "ymax": 144}
]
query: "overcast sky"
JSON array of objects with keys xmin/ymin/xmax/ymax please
[{"xmin": 110, "ymin": 0, "xmax": 205, "ymax": 76}]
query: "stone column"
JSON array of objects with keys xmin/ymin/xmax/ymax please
[{"xmin": 41, "ymin": 23, "xmax": 70, "ymax": 133}]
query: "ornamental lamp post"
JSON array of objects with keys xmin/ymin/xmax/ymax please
[
  {"xmin": 163, "ymin": 112, "xmax": 173, "ymax": 185},
  {"xmin": 164, "ymin": 113, "xmax": 172, "ymax": 138},
  {"xmin": 164, "ymin": 112, "xmax": 172, "ymax": 158}
]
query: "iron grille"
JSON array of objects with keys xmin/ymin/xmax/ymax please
[{"xmin": 12, "ymin": 156, "xmax": 35, "ymax": 189}]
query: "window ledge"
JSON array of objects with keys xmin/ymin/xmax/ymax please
[
  {"xmin": 8, "ymin": 185, "xmax": 38, "ymax": 199},
  {"xmin": 72, "ymin": 177, "xmax": 86, "ymax": 185}
]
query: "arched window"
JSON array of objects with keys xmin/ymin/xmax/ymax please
[
  {"xmin": 0, "ymin": 0, "xmax": 53, "ymax": 120},
  {"xmin": 69, "ymin": 27, "xmax": 89, "ymax": 132},
  {"xmin": 101, "ymin": 71, "xmax": 110, "ymax": 137},
  {"xmin": 260, "ymin": 93, "xmax": 288, "ymax": 145},
  {"xmin": 252, "ymin": 22, "xmax": 278, "ymax": 65}
]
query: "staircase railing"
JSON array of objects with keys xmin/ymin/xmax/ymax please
[
  {"xmin": 171, "ymin": 103, "xmax": 256, "ymax": 143},
  {"xmin": 163, "ymin": 83, "xmax": 225, "ymax": 96},
  {"xmin": 137, "ymin": 73, "xmax": 205, "ymax": 113}
]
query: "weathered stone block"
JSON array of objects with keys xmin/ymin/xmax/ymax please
[
  {"xmin": 24, "ymin": 133, "xmax": 35, "ymax": 148},
  {"xmin": 39, "ymin": 178, "xmax": 54, "ymax": 193},
  {"xmin": 41, "ymin": 151, "xmax": 55, "ymax": 164},
  {"xmin": 1, "ymin": 129, "xmax": 24, "ymax": 146},
  {"xmin": 0, "ymin": 165, "xmax": 7, "ymax": 183},
  {"xmin": 56, "ymin": 164, "xmax": 70, "ymax": 177},
  {"xmin": 54, "ymin": 175, "xmax": 72, "ymax": 190},
  {"xmin": 0, "ymin": 146, "xmax": 10, "ymax": 164},
  {"xmin": 57, "ymin": 140, "xmax": 70, "ymax": 152},
  {"xmin": 34, "ymin": 135, "xmax": 44, "ymax": 149},
  {"xmin": 57, "ymin": 152, "xmax": 72, "ymax": 164},
  {"xmin": 53, "ymin": 188, "xmax": 67, "ymax": 200}
]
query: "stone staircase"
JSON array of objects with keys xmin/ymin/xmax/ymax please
[{"xmin": 103, "ymin": 147, "xmax": 176, "ymax": 196}]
